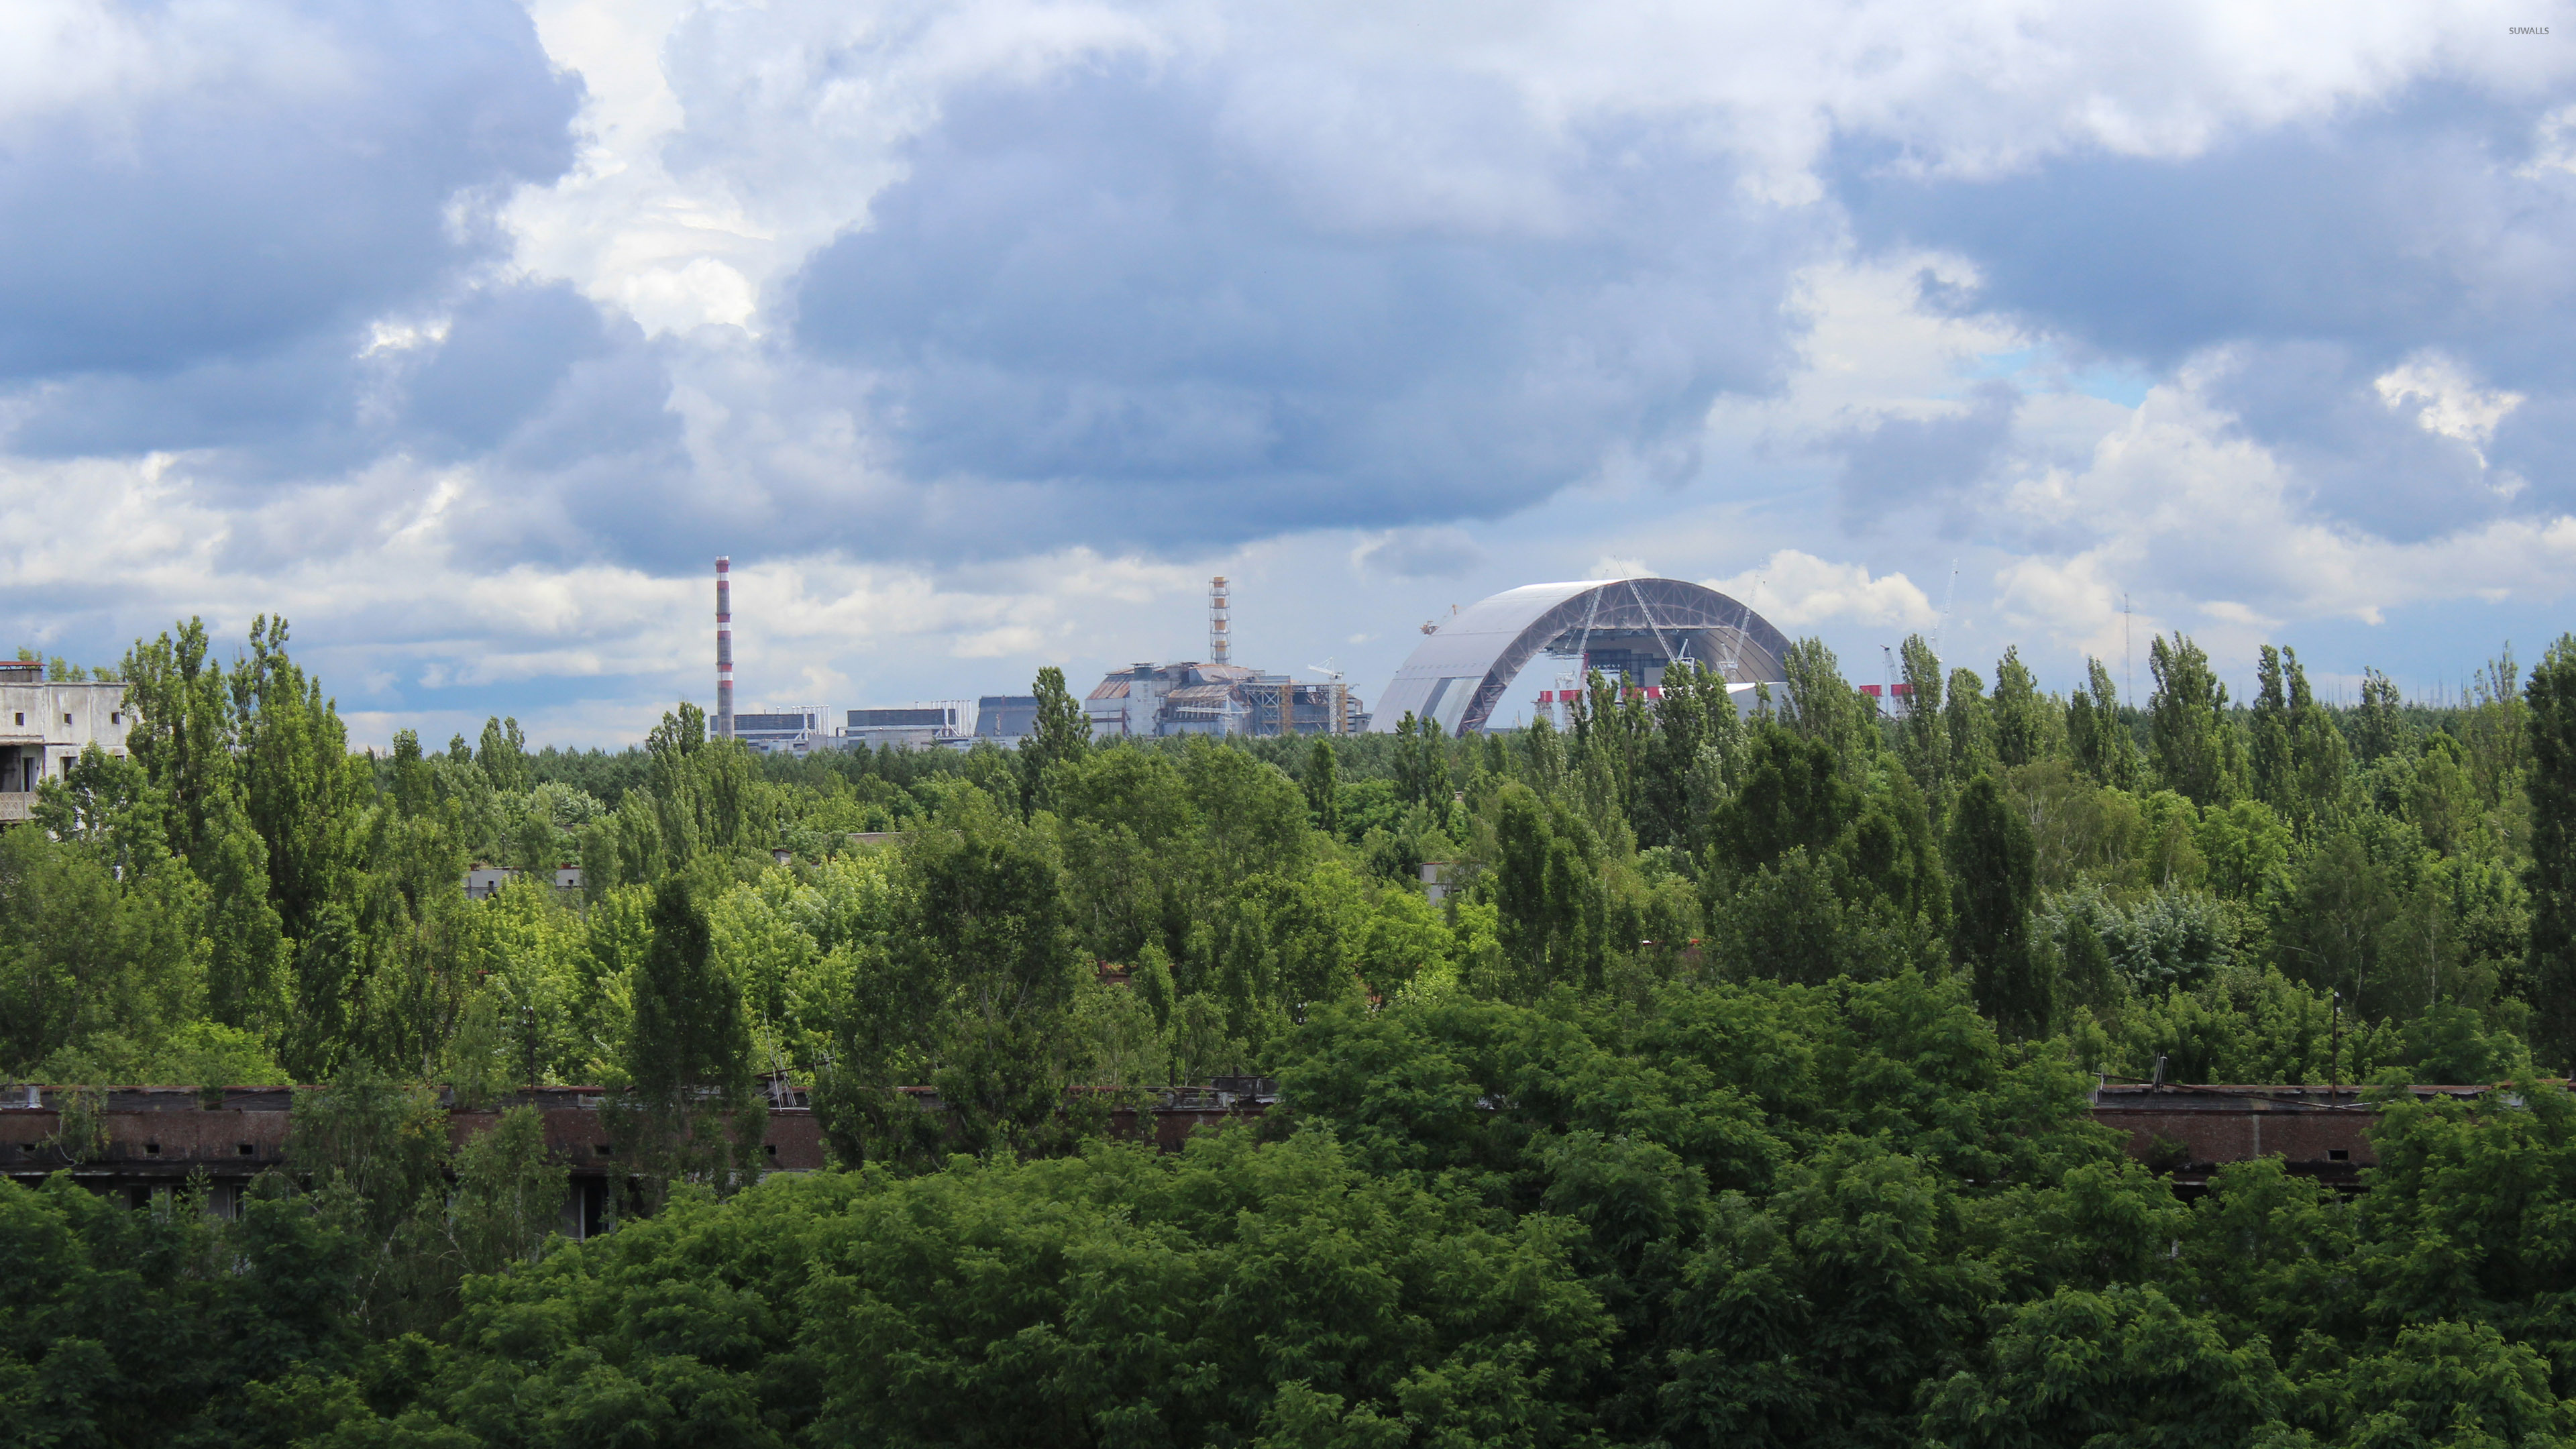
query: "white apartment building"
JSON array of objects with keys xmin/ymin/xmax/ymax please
[{"xmin": 0, "ymin": 660, "xmax": 132, "ymax": 823}]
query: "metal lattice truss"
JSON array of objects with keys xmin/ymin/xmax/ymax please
[{"xmin": 1375, "ymin": 577, "xmax": 1793, "ymax": 737}]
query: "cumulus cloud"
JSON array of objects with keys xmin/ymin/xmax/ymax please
[
  {"xmin": 9, "ymin": 0, "xmax": 2576, "ymax": 729},
  {"xmin": 1707, "ymin": 550, "xmax": 1937, "ymax": 631},
  {"xmin": 1982, "ymin": 361, "xmax": 2576, "ymax": 674},
  {"xmin": 2375, "ymin": 351, "xmax": 2526, "ymax": 457},
  {"xmin": 782, "ymin": 62, "xmax": 1809, "ymax": 549},
  {"xmin": 0, "ymin": 0, "xmax": 576, "ymax": 386}
]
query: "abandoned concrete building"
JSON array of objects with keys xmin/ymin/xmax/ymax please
[
  {"xmin": 0, "ymin": 1080, "xmax": 1287, "ymax": 1228},
  {"xmin": 0, "ymin": 659, "xmax": 131, "ymax": 824}
]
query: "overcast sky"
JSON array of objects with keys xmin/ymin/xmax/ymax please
[{"xmin": 5, "ymin": 1, "xmax": 2573, "ymax": 746}]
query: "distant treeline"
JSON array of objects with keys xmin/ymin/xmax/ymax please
[{"xmin": 9, "ymin": 616, "xmax": 2576, "ymax": 1444}]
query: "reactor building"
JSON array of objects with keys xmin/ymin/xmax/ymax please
[
  {"xmin": 1081, "ymin": 576, "xmax": 1368, "ymax": 739},
  {"xmin": 1375, "ymin": 576, "xmax": 1792, "ymax": 736}
]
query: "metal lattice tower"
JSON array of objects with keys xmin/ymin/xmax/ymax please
[{"xmin": 1209, "ymin": 576, "xmax": 1230, "ymax": 665}]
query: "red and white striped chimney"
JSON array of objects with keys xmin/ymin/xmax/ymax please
[{"xmin": 715, "ymin": 557, "xmax": 733, "ymax": 739}]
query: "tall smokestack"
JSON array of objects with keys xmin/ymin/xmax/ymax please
[
  {"xmin": 1209, "ymin": 575, "xmax": 1230, "ymax": 665},
  {"xmin": 716, "ymin": 557, "xmax": 733, "ymax": 739}
]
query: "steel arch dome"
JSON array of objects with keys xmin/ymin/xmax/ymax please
[{"xmin": 1375, "ymin": 577, "xmax": 1792, "ymax": 736}]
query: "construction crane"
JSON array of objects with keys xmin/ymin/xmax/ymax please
[{"xmin": 1307, "ymin": 660, "xmax": 1350, "ymax": 735}]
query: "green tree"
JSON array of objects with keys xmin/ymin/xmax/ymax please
[
  {"xmin": 1948, "ymin": 773, "xmax": 2048, "ymax": 1038},
  {"xmin": 1896, "ymin": 633, "xmax": 1949, "ymax": 797},
  {"xmin": 1990, "ymin": 645, "xmax": 2049, "ymax": 769},
  {"xmin": 0, "ymin": 826, "xmax": 190, "ymax": 1075},
  {"xmin": 2068, "ymin": 655, "xmax": 2138, "ymax": 789},
  {"xmin": 1783, "ymin": 637, "xmax": 1868, "ymax": 767},
  {"xmin": 117, "ymin": 616, "xmax": 235, "ymax": 863},
  {"xmin": 900, "ymin": 784, "xmax": 1085, "ymax": 1156},
  {"xmin": 0, "ymin": 1169, "xmax": 364, "ymax": 1444},
  {"xmin": 2524, "ymin": 634, "xmax": 2576, "ymax": 1069},
  {"xmin": 1303, "ymin": 737, "xmax": 1341, "ymax": 837},
  {"xmin": 474, "ymin": 714, "xmax": 528, "ymax": 792},
  {"xmin": 1710, "ymin": 847, "xmax": 1860, "ymax": 985},
  {"xmin": 117, "ymin": 617, "xmax": 301, "ymax": 1049},
  {"xmin": 286, "ymin": 1063, "xmax": 451, "ymax": 1336},
  {"xmin": 1709, "ymin": 725, "xmax": 1858, "ymax": 878},
  {"xmin": 618, "ymin": 876, "xmax": 765, "ymax": 1204},
  {"xmin": 2149, "ymin": 632, "xmax": 2237, "ymax": 806},
  {"xmin": 2465, "ymin": 647, "xmax": 2530, "ymax": 811},
  {"xmin": 447, "ymin": 1103, "xmax": 571, "ymax": 1277},
  {"xmin": 233, "ymin": 616, "xmax": 359, "ymax": 934},
  {"xmin": 2249, "ymin": 644, "xmax": 2350, "ymax": 834},
  {"xmin": 1919, "ymin": 1284, "xmax": 2288, "ymax": 1447},
  {"xmin": 199, "ymin": 795, "xmax": 292, "ymax": 1043},
  {"xmin": 1494, "ymin": 781, "xmax": 1550, "ymax": 971},
  {"xmin": 1491, "ymin": 783, "xmax": 1607, "ymax": 998},
  {"xmin": 1945, "ymin": 665, "xmax": 1994, "ymax": 785},
  {"xmin": 1640, "ymin": 663, "xmax": 1734, "ymax": 852},
  {"xmin": 1023, "ymin": 664, "xmax": 1091, "ymax": 816},
  {"xmin": 2355, "ymin": 665, "xmax": 2406, "ymax": 764}
]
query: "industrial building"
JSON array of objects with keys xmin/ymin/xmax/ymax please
[
  {"xmin": 843, "ymin": 704, "xmax": 971, "ymax": 750},
  {"xmin": 1083, "ymin": 663, "xmax": 1362, "ymax": 739},
  {"xmin": 706, "ymin": 564, "xmax": 1370, "ymax": 749},
  {"xmin": 973, "ymin": 696, "xmax": 1040, "ymax": 743},
  {"xmin": 0, "ymin": 659, "xmax": 131, "ymax": 824},
  {"xmin": 1079, "ymin": 578, "xmax": 1368, "ymax": 739},
  {"xmin": 1376, "ymin": 577, "xmax": 1792, "ymax": 736},
  {"xmin": 730, "ymin": 707, "xmax": 828, "ymax": 755}
]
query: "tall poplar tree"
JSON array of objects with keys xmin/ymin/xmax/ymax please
[
  {"xmin": 619, "ymin": 875, "xmax": 764, "ymax": 1203},
  {"xmin": 120, "ymin": 617, "xmax": 292, "ymax": 1044},
  {"xmin": 1990, "ymin": 645, "xmax": 2049, "ymax": 769},
  {"xmin": 2524, "ymin": 634, "xmax": 2576, "ymax": 1069},
  {"xmin": 2068, "ymin": 656, "xmax": 2137, "ymax": 788},
  {"xmin": 1947, "ymin": 773, "xmax": 2048, "ymax": 1038},
  {"xmin": 233, "ymin": 616, "xmax": 366, "ymax": 947},
  {"xmin": 2353, "ymin": 667, "xmax": 2405, "ymax": 765},
  {"xmin": 2149, "ymin": 632, "xmax": 2236, "ymax": 806},
  {"xmin": 1303, "ymin": 739, "xmax": 1340, "ymax": 837},
  {"xmin": 1896, "ymin": 634, "xmax": 1948, "ymax": 797},
  {"xmin": 1945, "ymin": 665, "xmax": 1994, "ymax": 784}
]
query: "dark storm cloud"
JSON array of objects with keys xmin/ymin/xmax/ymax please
[
  {"xmin": 1833, "ymin": 89, "xmax": 2575, "ymax": 374},
  {"xmin": 788, "ymin": 63, "xmax": 1821, "ymax": 553},
  {"xmin": 1827, "ymin": 378, "xmax": 2018, "ymax": 531},
  {"xmin": 0, "ymin": 0, "xmax": 579, "ymax": 444},
  {"xmin": 1368, "ymin": 527, "xmax": 1488, "ymax": 579},
  {"xmin": 5, "ymin": 274, "xmax": 685, "ymax": 551},
  {"xmin": 406, "ymin": 285, "xmax": 630, "ymax": 459},
  {"xmin": 2210, "ymin": 340, "xmax": 2513, "ymax": 543}
]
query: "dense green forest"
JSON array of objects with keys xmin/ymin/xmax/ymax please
[{"xmin": 11, "ymin": 614, "xmax": 2576, "ymax": 1445}]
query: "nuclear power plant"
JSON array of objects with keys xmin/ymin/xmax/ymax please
[
  {"xmin": 710, "ymin": 566, "xmax": 1368, "ymax": 751},
  {"xmin": 1079, "ymin": 576, "xmax": 1367, "ymax": 740},
  {"xmin": 708, "ymin": 563, "xmax": 1787, "ymax": 749}
]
